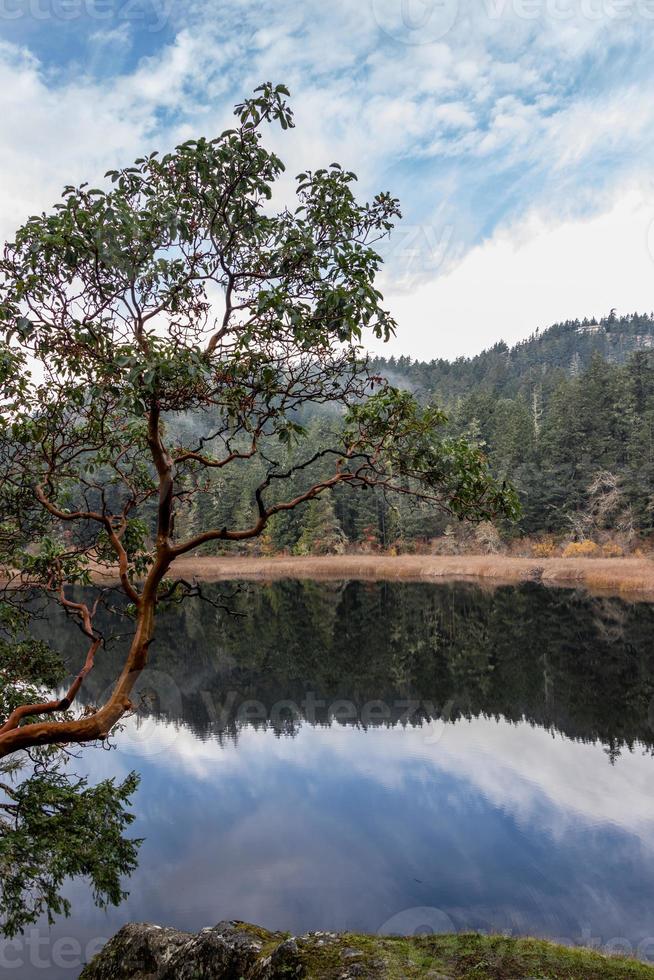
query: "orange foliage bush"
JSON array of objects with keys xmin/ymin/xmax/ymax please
[
  {"xmin": 562, "ymin": 540, "xmax": 601, "ymax": 558},
  {"xmin": 532, "ymin": 539, "xmax": 557, "ymax": 558}
]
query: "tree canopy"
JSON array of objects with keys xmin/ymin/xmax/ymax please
[{"xmin": 0, "ymin": 83, "xmax": 517, "ymax": 766}]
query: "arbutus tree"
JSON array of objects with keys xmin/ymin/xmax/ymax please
[{"xmin": 0, "ymin": 83, "xmax": 518, "ymax": 763}]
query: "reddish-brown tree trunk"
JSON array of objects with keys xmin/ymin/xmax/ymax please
[{"xmin": 0, "ymin": 570, "xmax": 164, "ymax": 760}]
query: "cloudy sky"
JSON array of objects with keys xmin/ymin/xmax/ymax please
[{"xmin": 2, "ymin": 0, "xmax": 654, "ymax": 359}]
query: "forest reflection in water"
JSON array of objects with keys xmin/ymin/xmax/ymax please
[
  {"xmin": 10, "ymin": 580, "xmax": 654, "ymax": 978},
  {"xmin": 63, "ymin": 579, "xmax": 654, "ymax": 754}
]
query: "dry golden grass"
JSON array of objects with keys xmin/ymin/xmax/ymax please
[{"xmin": 162, "ymin": 554, "xmax": 654, "ymax": 601}]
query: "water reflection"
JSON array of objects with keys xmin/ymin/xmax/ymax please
[
  {"xmin": 6, "ymin": 581, "xmax": 654, "ymax": 977},
  {"xmin": 74, "ymin": 580, "xmax": 654, "ymax": 753}
]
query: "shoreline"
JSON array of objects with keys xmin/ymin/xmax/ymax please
[{"xmin": 165, "ymin": 553, "xmax": 654, "ymax": 601}]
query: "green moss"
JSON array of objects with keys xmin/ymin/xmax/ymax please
[
  {"xmin": 290, "ymin": 931, "xmax": 654, "ymax": 979},
  {"xmin": 234, "ymin": 920, "xmax": 287, "ymax": 949}
]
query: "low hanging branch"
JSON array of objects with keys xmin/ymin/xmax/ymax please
[
  {"xmin": 0, "ymin": 587, "xmax": 101, "ymax": 740},
  {"xmin": 0, "ymin": 83, "xmax": 519, "ymax": 760},
  {"xmin": 0, "ymin": 637, "xmax": 100, "ymax": 737}
]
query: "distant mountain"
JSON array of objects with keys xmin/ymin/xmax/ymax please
[
  {"xmin": 175, "ymin": 311, "xmax": 654, "ymax": 547},
  {"xmin": 371, "ymin": 311, "xmax": 654, "ymax": 404}
]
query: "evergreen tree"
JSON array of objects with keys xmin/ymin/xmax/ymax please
[{"xmin": 294, "ymin": 494, "xmax": 345, "ymax": 555}]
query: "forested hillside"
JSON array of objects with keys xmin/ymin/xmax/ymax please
[
  {"xmin": 177, "ymin": 313, "xmax": 654, "ymax": 553},
  {"xmin": 372, "ymin": 311, "xmax": 654, "ymax": 403}
]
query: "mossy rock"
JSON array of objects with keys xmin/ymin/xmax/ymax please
[{"xmin": 79, "ymin": 920, "xmax": 654, "ymax": 979}]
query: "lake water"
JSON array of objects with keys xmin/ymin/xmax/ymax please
[{"xmin": 3, "ymin": 580, "xmax": 654, "ymax": 977}]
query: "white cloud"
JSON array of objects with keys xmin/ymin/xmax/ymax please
[
  {"xmin": 89, "ymin": 22, "xmax": 133, "ymax": 47},
  {"xmin": 111, "ymin": 712, "xmax": 654, "ymax": 842},
  {"xmin": 434, "ymin": 102, "xmax": 477, "ymax": 129},
  {"xmin": 2, "ymin": 0, "xmax": 654, "ymax": 357},
  {"xmin": 375, "ymin": 182, "xmax": 654, "ymax": 360}
]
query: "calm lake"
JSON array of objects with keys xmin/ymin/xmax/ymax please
[{"xmin": 4, "ymin": 580, "xmax": 654, "ymax": 977}]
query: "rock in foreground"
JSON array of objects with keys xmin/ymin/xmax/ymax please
[
  {"xmin": 80, "ymin": 920, "xmax": 654, "ymax": 979},
  {"xmin": 79, "ymin": 920, "xmax": 654, "ymax": 979}
]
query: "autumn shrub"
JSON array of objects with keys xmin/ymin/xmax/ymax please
[
  {"xmin": 601, "ymin": 542, "xmax": 624, "ymax": 558},
  {"xmin": 562, "ymin": 540, "xmax": 601, "ymax": 558},
  {"xmin": 532, "ymin": 538, "xmax": 557, "ymax": 558}
]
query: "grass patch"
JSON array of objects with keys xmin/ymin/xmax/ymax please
[{"xmin": 293, "ymin": 931, "xmax": 654, "ymax": 978}]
